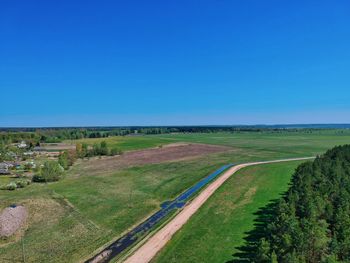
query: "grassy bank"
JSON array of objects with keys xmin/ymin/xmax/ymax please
[{"xmin": 152, "ymin": 161, "xmax": 303, "ymax": 263}]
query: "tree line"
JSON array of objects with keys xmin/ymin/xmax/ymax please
[
  {"xmin": 37, "ymin": 141, "xmax": 122, "ymax": 182},
  {"xmin": 0, "ymin": 127, "xmax": 339, "ymax": 145},
  {"xmin": 246, "ymin": 145, "xmax": 350, "ymax": 263}
]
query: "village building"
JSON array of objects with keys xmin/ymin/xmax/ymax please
[
  {"xmin": 24, "ymin": 151, "xmax": 34, "ymax": 156},
  {"xmin": 17, "ymin": 141, "xmax": 27, "ymax": 149},
  {"xmin": 33, "ymin": 146, "xmax": 43, "ymax": 152},
  {"xmin": 0, "ymin": 162, "xmax": 10, "ymax": 175}
]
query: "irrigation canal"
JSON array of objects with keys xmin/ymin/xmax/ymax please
[{"xmin": 85, "ymin": 163, "xmax": 234, "ymax": 263}]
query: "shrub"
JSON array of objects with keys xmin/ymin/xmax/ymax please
[
  {"xmin": 110, "ymin": 147, "xmax": 122, "ymax": 156},
  {"xmin": 6, "ymin": 182, "xmax": 17, "ymax": 190},
  {"xmin": 15, "ymin": 180, "xmax": 27, "ymax": 188},
  {"xmin": 58, "ymin": 150, "xmax": 77, "ymax": 170},
  {"xmin": 32, "ymin": 174, "xmax": 44, "ymax": 182},
  {"xmin": 58, "ymin": 151, "xmax": 69, "ymax": 170},
  {"xmin": 99, "ymin": 141, "xmax": 109, "ymax": 155},
  {"xmin": 32, "ymin": 161, "xmax": 64, "ymax": 183},
  {"xmin": 24, "ymin": 163, "xmax": 32, "ymax": 171}
]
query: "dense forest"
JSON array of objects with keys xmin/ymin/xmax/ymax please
[{"xmin": 237, "ymin": 145, "xmax": 350, "ymax": 263}]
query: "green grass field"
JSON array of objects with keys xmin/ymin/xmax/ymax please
[
  {"xmin": 0, "ymin": 158, "xmax": 230, "ymax": 262},
  {"xmin": 1, "ymin": 131, "xmax": 350, "ymax": 262},
  {"xmin": 66, "ymin": 135, "xmax": 175, "ymax": 151},
  {"xmin": 155, "ymin": 129, "xmax": 350, "ymax": 157},
  {"xmin": 152, "ymin": 161, "xmax": 303, "ymax": 263},
  {"xmin": 70, "ymin": 129, "xmax": 350, "ymax": 157}
]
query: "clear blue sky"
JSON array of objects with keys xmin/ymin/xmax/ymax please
[{"xmin": 1, "ymin": 0, "xmax": 350, "ymax": 127}]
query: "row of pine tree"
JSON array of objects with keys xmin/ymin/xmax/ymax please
[{"xmin": 256, "ymin": 145, "xmax": 350, "ymax": 263}]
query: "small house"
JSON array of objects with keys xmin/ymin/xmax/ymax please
[
  {"xmin": 0, "ymin": 169, "xmax": 10, "ymax": 175},
  {"xmin": 17, "ymin": 141, "xmax": 27, "ymax": 149},
  {"xmin": 0, "ymin": 162, "xmax": 10, "ymax": 169},
  {"xmin": 33, "ymin": 146, "xmax": 43, "ymax": 152},
  {"xmin": 24, "ymin": 151, "xmax": 34, "ymax": 156},
  {"xmin": 0, "ymin": 163, "xmax": 10, "ymax": 175}
]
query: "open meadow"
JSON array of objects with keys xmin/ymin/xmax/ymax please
[{"xmin": 1, "ymin": 130, "xmax": 350, "ymax": 262}]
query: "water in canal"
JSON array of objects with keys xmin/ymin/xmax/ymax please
[{"xmin": 85, "ymin": 163, "xmax": 234, "ymax": 263}]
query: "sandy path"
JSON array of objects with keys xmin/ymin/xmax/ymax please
[{"xmin": 123, "ymin": 157, "xmax": 313, "ymax": 263}]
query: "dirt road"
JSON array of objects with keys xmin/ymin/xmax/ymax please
[{"xmin": 123, "ymin": 157, "xmax": 313, "ymax": 263}]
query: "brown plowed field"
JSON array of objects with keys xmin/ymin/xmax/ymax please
[{"xmin": 75, "ymin": 143, "xmax": 231, "ymax": 176}]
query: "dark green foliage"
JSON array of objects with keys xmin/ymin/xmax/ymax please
[
  {"xmin": 100, "ymin": 141, "xmax": 108, "ymax": 155},
  {"xmin": 32, "ymin": 161, "xmax": 64, "ymax": 182},
  {"xmin": 58, "ymin": 150, "xmax": 75, "ymax": 170},
  {"xmin": 256, "ymin": 238, "xmax": 272, "ymax": 262},
  {"xmin": 1, "ymin": 182, "xmax": 17, "ymax": 190},
  {"xmin": 76, "ymin": 141, "xmax": 121, "ymax": 158},
  {"xmin": 81, "ymin": 143, "xmax": 88, "ymax": 156},
  {"xmin": 58, "ymin": 151, "xmax": 69, "ymax": 170},
  {"xmin": 90, "ymin": 141, "xmax": 108, "ymax": 156},
  {"xmin": 110, "ymin": 147, "xmax": 123, "ymax": 156},
  {"xmin": 23, "ymin": 162, "xmax": 33, "ymax": 171},
  {"xmin": 91, "ymin": 142, "xmax": 107, "ymax": 156},
  {"xmin": 2, "ymin": 126, "xmax": 345, "ymax": 146},
  {"xmin": 247, "ymin": 145, "xmax": 350, "ymax": 263},
  {"xmin": 15, "ymin": 180, "xmax": 26, "ymax": 188},
  {"xmin": 15, "ymin": 180, "xmax": 30, "ymax": 188}
]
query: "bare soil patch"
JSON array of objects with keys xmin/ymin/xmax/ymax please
[
  {"xmin": 40, "ymin": 143, "xmax": 76, "ymax": 151},
  {"xmin": 75, "ymin": 143, "xmax": 231, "ymax": 176},
  {"xmin": 0, "ymin": 206, "xmax": 27, "ymax": 237}
]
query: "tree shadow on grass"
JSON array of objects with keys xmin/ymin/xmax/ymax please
[{"xmin": 226, "ymin": 198, "xmax": 281, "ymax": 263}]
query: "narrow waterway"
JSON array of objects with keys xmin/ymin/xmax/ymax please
[{"xmin": 85, "ymin": 163, "xmax": 234, "ymax": 263}]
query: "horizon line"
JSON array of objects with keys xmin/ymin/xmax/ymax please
[{"xmin": 1, "ymin": 123, "xmax": 350, "ymax": 129}]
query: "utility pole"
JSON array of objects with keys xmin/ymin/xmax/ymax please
[
  {"xmin": 21, "ymin": 235, "xmax": 26, "ymax": 263},
  {"xmin": 129, "ymin": 189, "xmax": 133, "ymax": 208}
]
